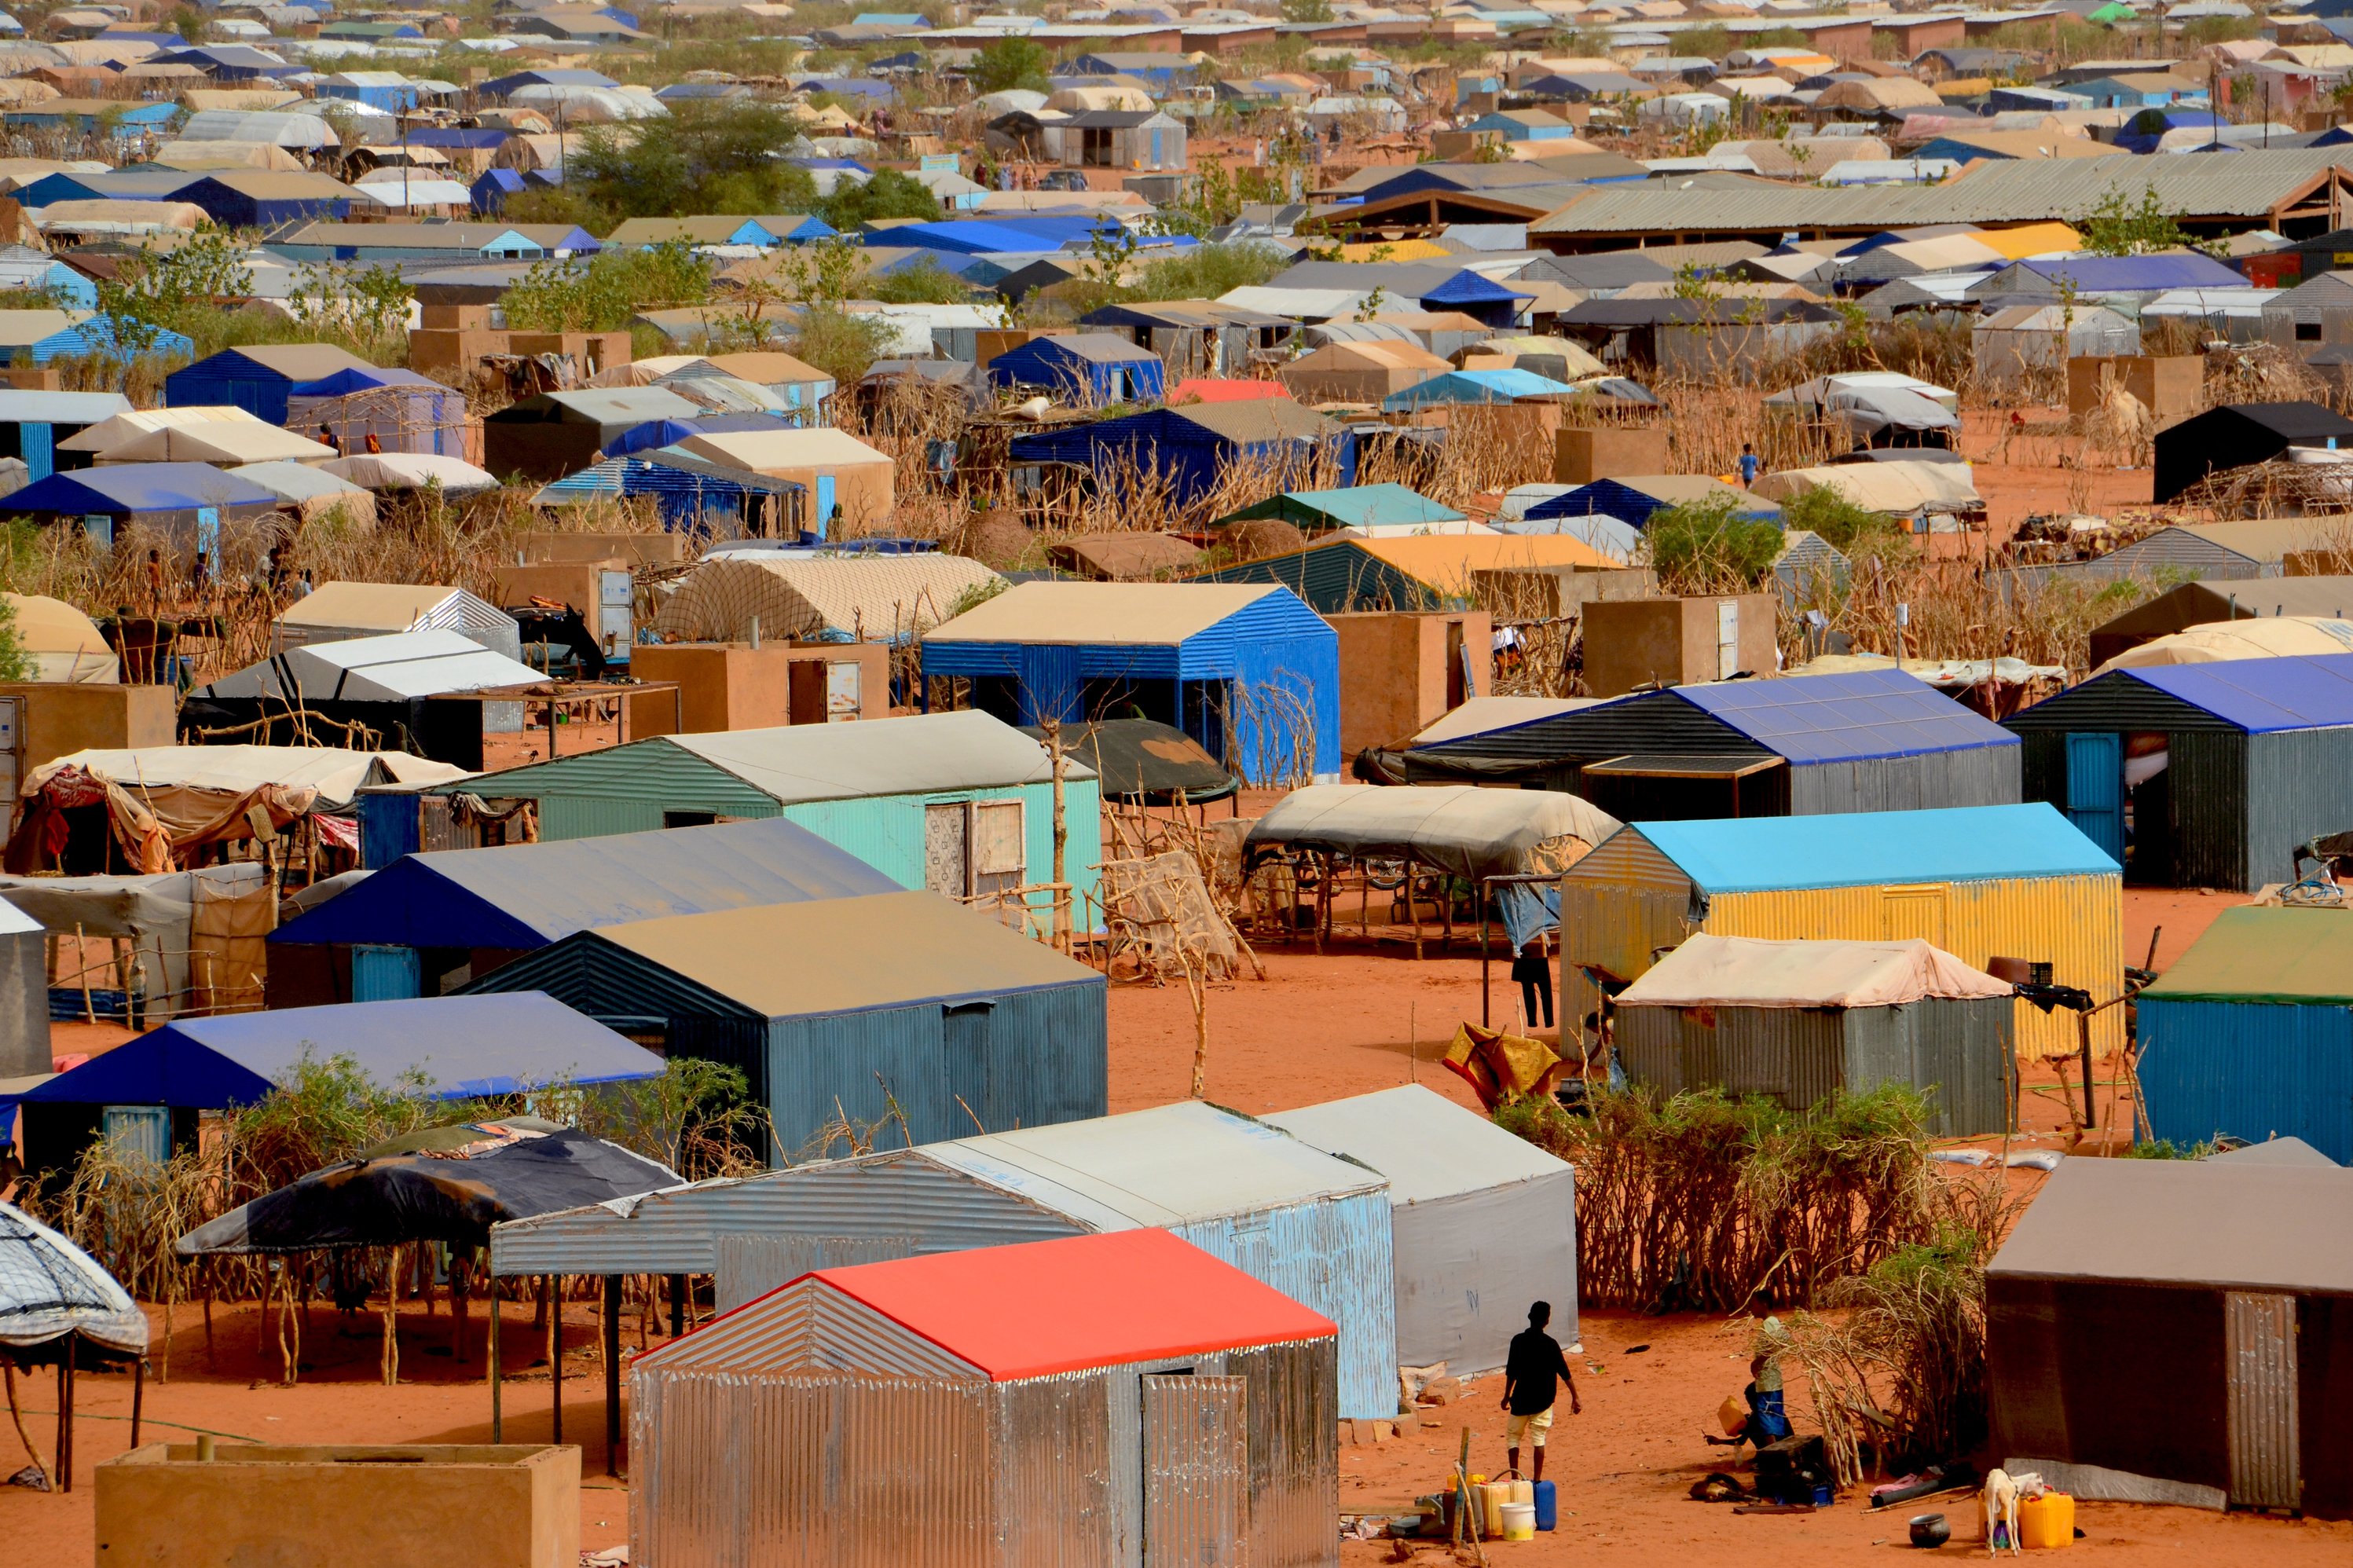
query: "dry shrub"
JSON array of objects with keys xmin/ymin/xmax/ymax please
[
  {"xmin": 1222, "ymin": 517, "xmax": 1305, "ymax": 563},
  {"xmin": 2204, "ymin": 342, "xmax": 2328, "ymax": 410},
  {"xmin": 2171, "ymin": 457, "xmax": 2353, "ymax": 521}
]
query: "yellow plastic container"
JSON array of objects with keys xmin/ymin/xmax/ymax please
[
  {"xmin": 2018, "ymin": 1490, "xmax": 2074, "ymax": 1549},
  {"xmin": 1479, "ymin": 1481, "xmax": 1512, "ymax": 1537},
  {"xmin": 1499, "ymin": 1502, "xmax": 1537, "ymax": 1541},
  {"xmin": 1508, "ymin": 1478, "xmax": 1534, "ymax": 1509}
]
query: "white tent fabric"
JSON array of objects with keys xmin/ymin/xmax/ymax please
[
  {"xmin": 2092, "ymin": 615, "xmax": 2353, "ymax": 675},
  {"xmin": 60, "ymin": 405, "xmax": 272, "ymax": 456},
  {"xmin": 197, "ymin": 630, "xmax": 542, "ymax": 703},
  {"xmin": 0, "ymin": 1201, "xmax": 148, "ymax": 1354},
  {"xmin": 346, "ymin": 178, "xmax": 475, "ymax": 209},
  {"xmin": 1750, "ymin": 459, "xmax": 1981, "ymax": 515},
  {"xmin": 1614, "ymin": 933, "xmax": 2014, "ymax": 1009},
  {"xmin": 96, "ymin": 423, "xmax": 337, "ymax": 466},
  {"xmin": 176, "ymin": 109, "xmax": 341, "ymax": 149},
  {"xmin": 509, "ymin": 84, "xmax": 667, "ymax": 121},
  {"xmin": 5, "ymin": 593, "xmax": 117, "ymax": 683},
  {"xmin": 320, "ymin": 452, "xmax": 500, "ymax": 494},
  {"xmin": 26, "ymin": 745, "xmax": 466, "ymax": 813},
  {"xmin": 1246, "ymin": 783, "xmax": 1619, "ymax": 883}
]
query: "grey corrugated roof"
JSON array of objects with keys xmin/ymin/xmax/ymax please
[
  {"xmin": 667, "ymin": 709, "xmax": 1094, "ymax": 800},
  {"xmin": 1986, "ymin": 1157, "xmax": 2353, "ymax": 1292},
  {"xmin": 1532, "ymin": 150, "xmax": 2353, "ymax": 236}
]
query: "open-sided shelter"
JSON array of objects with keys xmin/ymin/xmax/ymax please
[
  {"xmin": 1987, "ymin": 1157, "xmax": 2353, "ymax": 1518},
  {"xmin": 489, "ymin": 1098, "xmax": 1401, "ymax": 1418},
  {"xmin": 1559, "ymin": 803, "xmax": 2122, "ymax": 1064},
  {"xmin": 266, "ymin": 815, "xmax": 897, "ymax": 1009},
  {"xmin": 922, "ymin": 582, "xmax": 1343, "ymax": 783},
  {"xmin": 482, "ymin": 387, "xmax": 702, "ymax": 482},
  {"xmin": 2135, "ymin": 907, "xmax": 2353, "ymax": 1163},
  {"xmin": 1402, "ymin": 668, "xmax": 2021, "ymax": 813},
  {"xmin": 630, "ymin": 1230, "xmax": 1339, "ymax": 1568},
  {"xmin": 2003, "ymin": 651, "xmax": 2353, "ymax": 889},
  {"xmin": 2, "ymin": 993, "xmax": 661, "ymax": 1176},
  {"xmin": 1266, "ymin": 1084, "xmax": 1576, "ymax": 1374},
  {"xmin": 423, "ymin": 710, "xmax": 1101, "ymax": 902},
  {"xmin": 1611, "ymin": 934, "xmax": 2017, "ymax": 1134}
]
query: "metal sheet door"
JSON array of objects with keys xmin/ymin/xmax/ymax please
[
  {"xmin": 350, "ymin": 943, "xmax": 422, "ymax": 1001},
  {"xmin": 1144, "ymin": 1373, "xmax": 1248, "ymax": 1568},
  {"xmin": 2064, "ymin": 732, "xmax": 2125, "ymax": 863},
  {"xmin": 925, "ymin": 802, "xmax": 970, "ymax": 898},
  {"xmin": 1716, "ymin": 599, "xmax": 1739, "ymax": 680},
  {"xmin": 2225, "ymin": 1291, "xmax": 2301, "ymax": 1510}
]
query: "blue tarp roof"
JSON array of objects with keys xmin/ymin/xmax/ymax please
[
  {"xmin": 1670, "ymin": 667, "xmax": 2018, "ymax": 762},
  {"xmin": 3, "ymin": 993, "xmax": 662, "ymax": 1113},
  {"xmin": 878, "ymin": 216, "xmax": 1116, "ymax": 255},
  {"xmin": 1630, "ymin": 801, "xmax": 2118, "ymax": 893},
  {"xmin": 2117, "ymin": 652, "xmax": 2353, "ymax": 733},
  {"xmin": 288, "ymin": 365, "xmax": 449, "ymax": 397},
  {"xmin": 4, "ymin": 462, "xmax": 277, "ymax": 515},
  {"xmin": 1382, "ymin": 368, "xmax": 1577, "ymax": 410},
  {"xmin": 2010, "ymin": 254, "xmax": 2243, "ymax": 291},
  {"xmin": 274, "ymin": 815, "xmax": 897, "ymax": 949},
  {"xmin": 1420, "ymin": 270, "xmax": 1534, "ymax": 306},
  {"xmin": 603, "ymin": 411, "xmax": 786, "ymax": 458}
]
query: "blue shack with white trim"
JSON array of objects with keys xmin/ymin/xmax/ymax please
[
  {"xmin": 2004, "ymin": 652, "xmax": 2353, "ymax": 892},
  {"xmin": 2135, "ymin": 906, "xmax": 2353, "ymax": 1163},
  {"xmin": 922, "ymin": 581, "xmax": 1343, "ymax": 784}
]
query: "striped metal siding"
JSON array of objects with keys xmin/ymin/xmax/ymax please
[
  {"xmin": 2169, "ymin": 729, "xmax": 2249, "ymax": 891},
  {"xmin": 2244, "ymin": 728, "xmax": 2353, "ymax": 892},
  {"xmin": 630, "ymin": 1369, "xmax": 994, "ymax": 1568},
  {"xmin": 1787, "ymin": 743, "xmax": 2021, "ymax": 815},
  {"xmin": 1183, "ymin": 592, "xmax": 1343, "ymax": 780},
  {"xmin": 449, "ymin": 740, "xmax": 783, "ymax": 823},
  {"xmin": 1558, "ymin": 829, "xmax": 1699, "ymax": 1046},
  {"xmin": 2224, "ymin": 1291, "xmax": 2303, "ymax": 1510},
  {"xmin": 1197, "ymin": 544, "xmax": 1441, "ymax": 614},
  {"xmin": 2003, "ymin": 674, "xmax": 2234, "ymax": 733},
  {"xmin": 1614, "ymin": 1003, "xmax": 1846, "ymax": 1108},
  {"xmin": 1706, "ymin": 874, "xmax": 2124, "ymax": 1061},
  {"xmin": 767, "ymin": 980, "xmax": 1108, "ymax": 1162},
  {"xmin": 714, "ymin": 1233, "xmax": 914, "ymax": 1313},
  {"xmin": 489, "ymin": 1149, "xmax": 1089, "ymax": 1276},
  {"xmin": 1142, "ymin": 1375, "xmax": 1248, "ymax": 1568},
  {"xmin": 995, "ymin": 1370, "xmax": 1131, "ymax": 1568},
  {"xmin": 1171, "ymin": 1191, "xmax": 1398, "ymax": 1420},
  {"xmin": 541, "ymin": 793, "xmax": 671, "ymax": 840},
  {"xmin": 1226, "ymin": 1339, "xmax": 1340, "ymax": 1568},
  {"xmin": 922, "ymin": 639, "xmax": 1182, "ymax": 682},
  {"xmin": 1418, "ymin": 690, "xmax": 1765, "ymax": 765},
  {"xmin": 1845, "ymin": 995, "xmax": 2014, "ymax": 1137},
  {"xmin": 783, "ymin": 780, "xmax": 1104, "ymax": 908},
  {"xmin": 2137, "ymin": 998, "xmax": 2353, "ymax": 1163}
]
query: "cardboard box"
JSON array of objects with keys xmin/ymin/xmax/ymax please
[
  {"xmin": 1583, "ymin": 594, "xmax": 1778, "ymax": 698},
  {"xmin": 1554, "ymin": 427, "xmax": 1672, "ymax": 485},
  {"xmin": 1324, "ymin": 610, "xmax": 1491, "ymax": 758},
  {"xmin": 96, "ymin": 1445, "xmax": 577, "ymax": 1568}
]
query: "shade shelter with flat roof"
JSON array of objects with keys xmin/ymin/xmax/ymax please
[
  {"xmin": 2135, "ymin": 906, "xmax": 2353, "ymax": 1163},
  {"xmin": 459, "ymin": 889, "xmax": 1109, "ymax": 1159},
  {"xmin": 1987, "ymin": 1157, "xmax": 2353, "ymax": 1518},
  {"xmin": 631, "ymin": 1229, "xmax": 1340, "ymax": 1568},
  {"xmin": 2004, "ymin": 650, "xmax": 2353, "ymax": 890}
]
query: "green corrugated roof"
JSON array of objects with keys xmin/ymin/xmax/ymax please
[
  {"xmin": 1215, "ymin": 483, "xmax": 1464, "ymax": 533},
  {"xmin": 2141, "ymin": 906, "xmax": 2353, "ymax": 1005}
]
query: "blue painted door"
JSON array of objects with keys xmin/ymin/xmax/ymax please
[
  {"xmin": 21, "ymin": 421, "xmax": 49, "ymax": 482},
  {"xmin": 2065, "ymin": 731, "xmax": 2124, "ymax": 863},
  {"xmin": 102, "ymin": 1105, "xmax": 170, "ymax": 1165},
  {"xmin": 196, "ymin": 507, "xmax": 220, "ymax": 562},
  {"xmin": 351, "ymin": 943, "xmax": 422, "ymax": 1001},
  {"xmin": 815, "ymin": 474, "xmax": 834, "ymax": 538}
]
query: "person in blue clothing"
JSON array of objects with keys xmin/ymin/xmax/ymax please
[
  {"xmin": 1501, "ymin": 1300, "xmax": 1580, "ymax": 1483},
  {"xmin": 1738, "ymin": 443, "xmax": 1761, "ymax": 486}
]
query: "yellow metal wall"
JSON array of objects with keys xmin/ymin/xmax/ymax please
[{"xmin": 1705, "ymin": 873, "xmax": 2124, "ymax": 1060}]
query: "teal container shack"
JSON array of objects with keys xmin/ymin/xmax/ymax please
[{"xmin": 435, "ymin": 710, "xmax": 1104, "ymax": 910}]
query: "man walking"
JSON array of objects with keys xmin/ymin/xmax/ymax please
[{"xmin": 1501, "ymin": 1300, "xmax": 1579, "ymax": 1482}]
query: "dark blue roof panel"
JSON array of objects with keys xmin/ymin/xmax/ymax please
[
  {"xmin": 1673, "ymin": 668, "xmax": 2018, "ymax": 762},
  {"xmin": 2124, "ymin": 652, "xmax": 2353, "ymax": 733},
  {"xmin": 4, "ymin": 462, "xmax": 277, "ymax": 514}
]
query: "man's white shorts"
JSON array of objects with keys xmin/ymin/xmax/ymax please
[{"xmin": 1505, "ymin": 1406, "xmax": 1553, "ymax": 1448}]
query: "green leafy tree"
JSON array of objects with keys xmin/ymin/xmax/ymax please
[
  {"xmin": 1644, "ymin": 492, "xmax": 1783, "ymax": 593},
  {"xmin": 169, "ymin": 5, "xmax": 204, "ymax": 43},
  {"xmin": 95, "ymin": 230, "xmax": 254, "ymax": 359},
  {"xmin": 288, "ymin": 260, "xmax": 414, "ymax": 359},
  {"xmin": 2081, "ymin": 185, "xmax": 2192, "ymax": 257},
  {"xmin": 569, "ymin": 102, "xmax": 821, "ymax": 223},
  {"xmin": 971, "ymin": 35, "xmax": 1050, "ymax": 94},
  {"xmin": 1777, "ymin": 483, "xmax": 1894, "ymax": 552},
  {"xmin": 503, "ymin": 240, "xmax": 715, "ymax": 332},
  {"xmin": 868, "ymin": 256, "xmax": 981, "ymax": 303},
  {"xmin": 819, "ymin": 168, "xmax": 944, "ymax": 230},
  {"xmin": 0, "ymin": 597, "xmax": 34, "ymax": 683},
  {"xmin": 786, "ymin": 306, "xmax": 893, "ymax": 389},
  {"xmin": 1280, "ymin": 0, "xmax": 1333, "ymax": 20}
]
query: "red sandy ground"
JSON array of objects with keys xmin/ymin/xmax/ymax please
[{"xmin": 1, "ymin": 891, "xmax": 2319, "ymax": 1566}]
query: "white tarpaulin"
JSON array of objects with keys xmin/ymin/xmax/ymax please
[
  {"xmin": 2093, "ymin": 614, "xmax": 2353, "ymax": 675},
  {"xmin": 197, "ymin": 630, "xmax": 542, "ymax": 703},
  {"xmin": 1750, "ymin": 459, "xmax": 1981, "ymax": 515},
  {"xmin": 0, "ymin": 1201, "xmax": 148, "ymax": 1354},
  {"xmin": 1615, "ymin": 933, "xmax": 2014, "ymax": 1009}
]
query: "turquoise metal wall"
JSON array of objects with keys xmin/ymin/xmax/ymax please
[
  {"xmin": 2139, "ymin": 997, "xmax": 2353, "ymax": 1163},
  {"xmin": 783, "ymin": 779, "xmax": 1103, "ymax": 909}
]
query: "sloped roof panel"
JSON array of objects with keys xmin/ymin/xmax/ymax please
[
  {"xmin": 1674, "ymin": 668, "xmax": 2018, "ymax": 761},
  {"xmin": 2124, "ymin": 651, "xmax": 2353, "ymax": 731},
  {"xmin": 665, "ymin": 709, "xmax": 1088, "ymax": 801},
  {"xmin": 1264, "ymin": 1084, "xmax": 1570, "ymax": 1206},
  {"xmin": 1629, "ymin": 801, "xmax": 2119, "ymax": 893}
]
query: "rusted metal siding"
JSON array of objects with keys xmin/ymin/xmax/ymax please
[
  {"xmin": 2225, "ymin": 1291, "xmax": 2303, "ymax": 1509},
  {"xmin": 1704, "ymin": 873, "xmax": 2123, "ymax": 1061},
  {"xmin": 1142, "ymin": 1375, "xmax": 1248, "ymax": 1568},
  {"xmin": 1557, "ymin": 828, "xmax": 1697, "ymax": 1051}
]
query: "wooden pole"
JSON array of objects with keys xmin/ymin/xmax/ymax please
[
  {"xmin": 130, "ymin": 1357, "xmax": 143, "ymax": 1449},
  {"xmin": 56, "ymin": 1343, "xmax": 72, "ymax": 1494},
  {"xmin": 4, "ymin": 1361, "xmax": 47, "ymax": 1489},
  {"xmin": 489, "ymin": 1285, "xmax": 502, "ymax": 1442},
  {"xmin": 547, "ymin": 1277, "xmax": 562, "ymax": 1446},
  {"xmin": 603, "ymin": 1276, "xmax": 621, "ymax": 1478},
  {"xmin": 1044, "ymin": 718, "xmax": 1069, "ymax": 951},
  {"xmin": 2077, "ymin": 1007, "xmax": 2096, "ymax": 1132},
  {"xmin": 381, "ymin": 1245, "xmax": 401, "ymax": 1386}
]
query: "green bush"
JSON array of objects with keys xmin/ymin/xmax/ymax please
[{"xmin": 1644, "ymin": 492, "xmax": 1784, "ymax": 592}]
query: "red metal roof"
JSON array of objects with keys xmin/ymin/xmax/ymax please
[
  {"xmin": 815, "ymin": 1229, "xmax": 1336, "ymax": 1379},
  {"xmin": 1169, "ymin": 377, "xmax": 1293, "ymax": 405}
]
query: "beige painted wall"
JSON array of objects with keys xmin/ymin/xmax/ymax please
[
  {"xmin": 1326, "ymin": 610, "xmax": 1491, "ymax": 758},
  {"xmin": 1583, "ymin": 595, "xmax": 1777, "ymax": 698},
  {"xmin": 0, "ymin": 681, "xmax": 177, "ymax": 771},
  {"xmin": 631, "ymin": 642, "xmax": 889, "ymax": 732}
]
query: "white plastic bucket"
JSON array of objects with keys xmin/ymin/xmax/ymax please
[{"xmin": 1499, "ymin": 1502, "xmax": 1536, "ymax": 1541}]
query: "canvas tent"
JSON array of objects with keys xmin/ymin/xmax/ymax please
[
  {"xmin": 5, "ymin": 593, "xmax": 115, "ymax": 681},
  {"xmin": 1750, "ymin": 460, "xmax": 1981, "ymax": 518},
  {"xmin": 184, "ymin": 629, "xmax": 541, "ymax": 766},
  {"xmin": 0, "ymin": 863, "xmax": 270, "ymax": 1024},
  {"xmin": 649, "ymin": 551, "xmax": 999, "ymax": 645},
  {"xmin": 1974, "ymin": 304, "xmax": 2139, "ymax": 387},
  {"xmin": 1280, "ymin": 340, "xmax": 1451, "ymax": 405},
  {"xmin": 1266, "ymin": 1084, "xmax": 1578, "ymax": 1373},
  {"xmin": 93, "ymin": 422, "xmax": 336, "ymax": 467},
  {"xmin": 1762, "ymin": 375, "xmax": 1960, "ymax": 448}
]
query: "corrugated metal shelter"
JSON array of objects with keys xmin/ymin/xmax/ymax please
[
  {"xmin": 2135, "ymin": 907, "xmax": 2353, "ymax": 1163},
  {"xmin": 1558, "ymin": 804, "xmax": 2123, "ymax": 1063},
  {"xmin": 265, "ymin": 815, "xmax": 898, "ymax": 1008},
  {"xmin": 163, "ymin": 343, "xmax": 378, "ymax": 425},
  {"xmin": 0, "ymin": 461, "xmax": 277, "ymax": 550},
  {"xmin": 1266, "ymin": 1084, "xmax": 1575, "ymax": 1374},
  {"xmin": 2003, "ymin": 652, "xmax": 2353, "ymax": 890},
  {"xmin": 1987, "ymin": 1157, "xmax": 2353, "ymax": 1518},
  {"xmin": 277, "ymin": 581, "xmax": 522, "ymax": 662},
  {"xmin": 1611, "ymin": 933, "xmax": 2017, "ymax": 1135},
  {"xmin": 489, "ymin": 1098, "xmax": 1401, "ymax": 1418},
  {"xmin": 922, "ymin": 582, "xmax": 1343, "ymax": 783},
  {"xmin": 1403, "ymin": 668, "xmax": 2021, "ymax": 811},
  {"xmin": 181, "ymin": 628, "xmax": 537, "ymax": 769},
  {"xmin": 459, "ymin": 889, "xmax": 1108, "ymax": 1159},
  {"xmin": 988, "ymin": 332, "xmax": 1167, "ymax": 405},
  {"xmin": 1006, "ymin": 401, "xmax": 1355, "ymax": 509},
  {"xmin": 424, "ymin": 710, "xmax": 1102, "ymax": 904},
  {"xmin": 1195, "ymin": 533, "xmax": 1614, "ymax": 613},
  {"xmin": 630, "ymin": 1230, "xmax": 1339, "ymax": 1568}
]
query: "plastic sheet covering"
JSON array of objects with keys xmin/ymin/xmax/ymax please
[
  {"xmin": 0, "ymin": 863, "xmax": 268, "ymax": 1020},
  {"xmin": 632, "ymin": 1372, "xmax": 994, "ymax": 1568},
  {"xmin": 1614, "ymin": 933, "xmax": 2014, "ymax": 1009},
  {"xmin": 2094, "ymin": 615, "xmax": 2353, "ymax": 675},
  {"xmin": 714, "ymin": 1232, "xmax": 914, "ymax": 1313},
  {"xmin": 1749, "ymin": 460, "xmax": 1981, "ymax": 515},
  {"xmin": 0, "ymin": 1200, "xmax": 147, "ymax": 1354}
]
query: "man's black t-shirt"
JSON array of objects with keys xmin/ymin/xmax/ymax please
[{"xmin": 1505, "ymin": 1326, "xmax": 1572, "ymax": 1416}]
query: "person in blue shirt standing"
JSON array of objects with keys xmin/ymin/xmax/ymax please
[{"xmin": 1738, "ymin": 443, "xmax": 1761, "ymax": 487}]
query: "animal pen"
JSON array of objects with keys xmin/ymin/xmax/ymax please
[{"xmin": 627, "ymin": 1230, "xmax": 1339, "ymax": 1568}]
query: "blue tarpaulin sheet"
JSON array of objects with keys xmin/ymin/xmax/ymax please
[
  {"xmin": 1677, "ymin": 668, "xmax": 2019, "ymax": 762},
  {"xmin": 4, "ymin": 462, "xmax": 277, "ymax": 514},
  {"xmin": 2124, "ymin": 652, "xmax": 2353, "ymax": 733},
  {"xmin": 273, "ymin": 816, "xmax": 897, "ymax": 949},
  {"xmin": 1383, "ymin": 369, "xmax": 1576, "ymax": 410},
  {"xmin": 1636, "ymin": 801, "xmax": 2119, "ymax": 894},
  {"xmin": 288, "ymin": 366, "xmax": 450, "ymax": 397},
  {"xmin": 1, "ymin": 993, "xmax": 661, "ymax": 1116}
]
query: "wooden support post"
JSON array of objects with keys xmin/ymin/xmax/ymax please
[
  {"xmin": 56, "ymin": 1344, "xmax": 72, "ymax": 1494},
  {"xmin": 2077, "ymin": 1006, "xmax": 2097, "ymax": 1132},
  {"xmin": 130, "ymin": 1357, "xmax": 143, "ymax": 1449},
  {"xmin": 489, "ymin": 1285, "xmax": 502, "ymax": 1442},
  {"xmin": 603, "ymin": 1276, "xmax": 621, "ymax": 1478},
  {"xmin": 547, "ymin": 1277, "xmax": 561, "ymax": 1446},
  {"xmin": 1410, "ymin": 859, "xmax": 1424, "ymax": 961}
]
